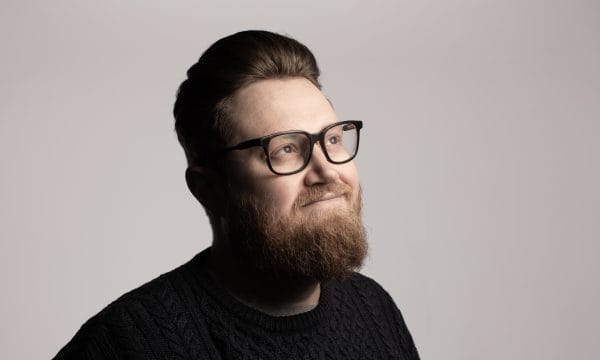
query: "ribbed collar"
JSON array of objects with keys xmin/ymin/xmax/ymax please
[{"xmin": 186, "ymin": 247, "xmax": 336, "ymax": 333}]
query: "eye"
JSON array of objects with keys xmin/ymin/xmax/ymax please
[
  {"xmin": 326, "ymin": 134, "xmax": 342, "ymax": 145},
  {"xmin": 270, "ymin": 143, "xmax": 298, "ymax": 158}
]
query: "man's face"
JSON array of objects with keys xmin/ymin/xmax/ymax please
[{"xmin": 220, "ymin": 77, "xmax": 367, "ymax": 281}]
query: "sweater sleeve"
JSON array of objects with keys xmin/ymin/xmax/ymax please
[
  {"xmin": 53, "ymin": 321, "xmax": 122, "ymax": 360},
  {"xmin": 364, "ymin": 276, "xmax": 421, "ymax": 360},
  {"xmin": 53, "ymin": 300, "xmax": 148, "ymax": 360},
  {"xmin": 358, "ymin": 274, "xmax": 419, "ymax": 360}
]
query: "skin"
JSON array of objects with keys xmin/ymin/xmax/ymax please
[{"xmin": 187, "ymin": 77, "xmax": 360, "ymax": 316}]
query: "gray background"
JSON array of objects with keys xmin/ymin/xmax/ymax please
[{"xmin": 1, "ymin": 0, "xmax": 599, "ymax": 359}]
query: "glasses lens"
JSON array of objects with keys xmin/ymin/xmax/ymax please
[
  {"xmin": 324, "ymin": 122, "xmax": 359, "ymax": 162},
  {"xmin": 267, "ymin": 133, "xmax": 311, "ymax": 174}
]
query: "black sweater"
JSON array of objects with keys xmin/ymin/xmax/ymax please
[{"xmin": 54, "ymin": 247, "xmax": 420, "ymax": 359}]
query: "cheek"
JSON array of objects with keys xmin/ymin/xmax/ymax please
[
  {"xmin": 340, "ymin": 162, "xmax": 360, "ymax": 188},
  {"xmin": 238, "ymin": 174, "xmax": 301, "ymax": 214},
  {"xmin": 258, "ymin": 179, "xmax": 301, "ymax": 211},
  {"xmin": 226, "ymin": 158, "xmax": 300, "ymax": 213}
]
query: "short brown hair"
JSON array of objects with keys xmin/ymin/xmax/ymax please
[{"xmin": 174, "ymin": 30, "xmax": 321, "ymax": 167}]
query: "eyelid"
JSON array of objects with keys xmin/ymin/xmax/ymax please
[{"xmin": 270, "ymin": 143, "xmax": 297, "ymax": 156}]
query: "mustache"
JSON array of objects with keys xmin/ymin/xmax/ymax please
[{"xmin": 293, "ymin": 183, "xmax": 352, "ymax": 209}]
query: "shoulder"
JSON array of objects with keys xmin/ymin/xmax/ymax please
[
  {"xmin": 338, "ymin": 271, "xmax": 397, "ymax": 304},
  {"xmin": 92, "ymin": 258, "xmax": 192, "ymax": 325},
  {"xmin": 345, "ymin": 272, "xmax": 419, "ymax": 359},
  {"xmin": 54, "ymin": 256, "xmax": 201, "ymax": 359},
  {"xmin": 334, "ymin": 272, "xmax": 421, "ymax": 359},
  {"xmin": 331, "ymin": 271, "xmax": 407, "ymax": 328},
  {"xmin": 339, "ymin": 271, "xmax": 414, "ymax": 323}
]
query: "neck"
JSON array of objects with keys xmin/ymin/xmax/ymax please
[{"xmin": 207, "ymin": 238, "xmax": 321, "ymax": 317}]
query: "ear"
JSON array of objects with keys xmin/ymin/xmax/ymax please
[{"xmin": 185, "ymin": 166, "xmax": 227, "ymax": 217}]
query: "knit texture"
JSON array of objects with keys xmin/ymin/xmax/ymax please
[{"xmin": 54, "ymin": 247, "xmax": 420, "ymax": 359}]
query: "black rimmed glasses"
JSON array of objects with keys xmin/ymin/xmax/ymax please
[{"xmin": 221, "ymin": 120, "xmax": 363, "ymax": 175}]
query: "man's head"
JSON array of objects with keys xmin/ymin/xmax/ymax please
[
  {"xmin": 174, "ymin": 30, "xmax": 368, "ymax": 282},
  {"xmin": 174, "ymin": 30, "xmax": 320, "ymax": 168}
]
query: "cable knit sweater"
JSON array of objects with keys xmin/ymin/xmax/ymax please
[{"xmin": 54, "ymin": 247, "xmax": 420, "ymax": 359}]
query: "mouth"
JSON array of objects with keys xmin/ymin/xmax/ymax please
[{"xmin": 302, "ymin": 192, "xmax": 346, "ymax": 207}]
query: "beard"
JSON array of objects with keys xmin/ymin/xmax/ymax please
[{"xmin": 224, "ymin": 183, "xmax": 368, "ymax": 283}]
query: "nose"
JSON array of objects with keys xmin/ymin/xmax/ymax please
[{"xmin": 303, "ymin": 142, "xmax": 340, "ymax": 186}]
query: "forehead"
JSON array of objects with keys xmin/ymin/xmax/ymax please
[{"xmin": 227, "ymin": 78, "xmax": 338, "ymax": 143}]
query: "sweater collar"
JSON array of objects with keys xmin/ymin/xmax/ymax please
[{"xmin": 187, "ymin": 247, "xmax": 336, "ymax": 332}]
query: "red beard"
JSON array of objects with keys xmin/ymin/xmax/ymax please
[{"xmin": 225, "ymin": 183, "xmax": 368, "ymax": 282}]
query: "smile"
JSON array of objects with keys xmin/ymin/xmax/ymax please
[{"xmin": 302, "ymin": 193, "xmax": 345, "ymax": 207}]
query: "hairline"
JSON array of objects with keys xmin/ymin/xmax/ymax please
[{"xmin": 211, "ymin": 75, "xmax": 323, "ymax": 151}]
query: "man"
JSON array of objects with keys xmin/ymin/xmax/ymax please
[{"xmin": 54, "ymin": 30, "xmax": 420, "ymax": 359}]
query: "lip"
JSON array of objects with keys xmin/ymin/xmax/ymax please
[{"xmin": 302, "ymin": 192, "xmax": 345, "ymax": 207}]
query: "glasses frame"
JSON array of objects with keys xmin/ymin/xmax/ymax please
[{"xmin": 221, "ymin": 120, "xmax": 363, "ymax": 175}]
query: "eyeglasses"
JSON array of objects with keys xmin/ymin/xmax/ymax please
[{"xmin": 221, "ymin": 120, "xmax": 363, "ymax": 175}]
